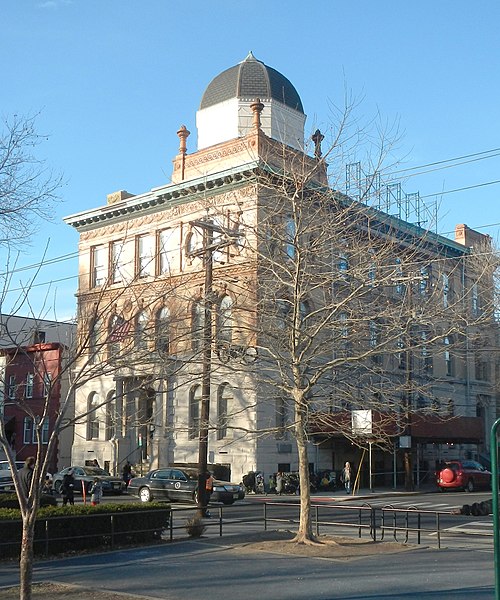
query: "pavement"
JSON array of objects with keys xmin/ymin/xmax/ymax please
[{"xmin": 246, "ymin": 481, "xmax": 438, "ymax": 504}]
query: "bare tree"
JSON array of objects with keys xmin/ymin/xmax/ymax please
[
  {"xmin": 0, "ymin": 260, "xmax": 196, "ymax": 600},
  {"xmin": 209, "ymin": 124, "xmax": 497, "ymax": 544},
  {"xmin": 0, "ymin": 114, "xmax": 63, "ymax": 249}
]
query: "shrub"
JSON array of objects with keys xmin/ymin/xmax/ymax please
[
  {"xmin": 185, "ymin": 516, "xmax": 206, "ymax": 538},
  {"xmin": 0, "ymin": 493, "xmax": 57, "ymax": 509},
  {"xmin": 0, "ymin": 503, "xmax": 170, "ymax": 559}
]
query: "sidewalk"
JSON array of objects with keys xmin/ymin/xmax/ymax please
[{"xmin": 246, "ymin": 481, "xmax": 437, "ymax": 503}]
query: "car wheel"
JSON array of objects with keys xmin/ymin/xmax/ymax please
[
  {"xmin": 54, "ymin": 480, "xmax": 62, "ymax": 494},
  {"xmin": 466, "ymin": 479, "xmax": 475, "ymax": 493},
  {"xmin": 193, "ymin": 490, "xmax": 200, "ymax": 505},
  {"xmin": 139, "ymin": 487, "xmax": 152, "ymax": 502},
  {"xmin": 222, "ymin": 498, "xmax": 235, "ymax": 505},
  {"xmin": 438, "ymin": 486, "xmax": 446, "ymax": 493}
]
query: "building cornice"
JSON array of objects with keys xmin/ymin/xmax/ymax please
[{"xmin": 63, "ymin": 161, "xmax": 260, "ymax": 232}]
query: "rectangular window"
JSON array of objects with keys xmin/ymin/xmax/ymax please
[
  {"xmin": 111, "ymin": 240, "xmax": 125, "ymax": 284},
  {"xmin": 394, "ymin": 258, "xmax": 404, "ymax": 295},
  {"xmin": 442, "ymin": 274, "xmax": 449, "ymax": 308},
  {"xmin": 92, "ymin": 244, "xmax": 107, "ymax": 287},
  {"xmin": 26, "ymin": 417, "xmax": 49, "ymax": 444},
  {"xmin": 158, "ymin": 229, "xmax": 174, "ymax": 275},
  {"xmin": 419, "ymin": 265, "xmax": 430, "ymax": 296},
  {"xmin": 43, "ymin": 372, "xmax": 52, "ymax": 396},
  {"xmin": 137, "ymin": 234, "xmax": 154, "ymax": 277},
  {"xmin": 25, "ymin": 373, "xmax": 34, "ymax": 398},
  {"xmin": 41, "ymin": 418, "xmax": 49, "ymax": 444},
  {"xmin": 275, "ymin": 397, "xmax": 288, "ymax": 440},
  {"xmin": 471, "ymin": 283, "xmax": 480, "ymax": 316},
  {"xmin": 8, "ymin": 375, "xmax": 16, "ymax": 400},
  {"xmin": 23, "ymin": 417, "xmax": 32, "ymax": 444},
  {"xmin": 32, "ymin": 330, "xmax": 46, "ymax": 344}
]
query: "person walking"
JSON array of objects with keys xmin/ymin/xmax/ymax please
[
  {"xmin": 61, "ymin": 469, "xmax": 75, "ymax": 506},
  {"xmin": 275, "ymin": 471, "xmax": 283, "ymax": 495},
  {"xmin": 341, "ymin": 461, "xmax": 352, "ymax": 495},
  {"xmin": 89, "ymin": 477, "xmax": 103, "ymax": 506},
  {"xmin": 122, "ymin": 461, "xmax": 133, "ymax": 488},
  {"xmin": 18, "ymin": 457, "xmax": 35, "ymax": 499}
]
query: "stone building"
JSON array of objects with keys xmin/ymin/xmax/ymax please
[{"xmin": 64, "ymin": 54, "xmax": 496, "ymax": 484}]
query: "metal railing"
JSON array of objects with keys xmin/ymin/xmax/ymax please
[
  {"xmin": 167, "ymin": 501, "xmax": 463, "ymax": 550},
  {"xmin": 0, "ymin": 509, "xmax": 168, "ymax": 558}
]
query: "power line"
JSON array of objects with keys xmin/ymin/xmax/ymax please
[
  {"xmin": 420, "ymin": 179, "xmax": 500, "ymax": 200},
  {"xmin": 386, "ymin": 147, "xmax": 500, "ymax": 177}
]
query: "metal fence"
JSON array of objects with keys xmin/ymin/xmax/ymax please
[{"xmin": 167, "ymin": 500, "xmax": 491, "ymax": 550}]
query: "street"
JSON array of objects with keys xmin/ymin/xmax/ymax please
[
  {"xmin": 93, "ymin": 487, "xmax": 496, "ymax": 550},
  {"xmin": 0, "ymin": 488, "xmax": 496, "ymax": 599}
]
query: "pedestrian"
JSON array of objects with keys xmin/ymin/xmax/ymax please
[
  {"xmin": 61, "ymin": 468, "xmax": 75, "ymax": 506},
  {"xmin": 205, "ymin": 471, "xmax": 214, "ymax": 502},
  {"xmin": 92, "ymin": 458, "xmax": 100, "ymax": 468},
  {"xmin": 268, "ymin": 474, "xmax": 276, "ymax": 494},
  {"xmin": 122, "ymin": 461, "xmax": 133, "ymax": 487},
  {"xmin": 89, "ymin": 477, "xmax": 103, "ymax": 506},
  {"xmin": 42, "ymin": 474, "xmax": 54, "ymax": 495},
  {"xmin": 18, "ymin": 457, "xmax": 35, "ymax": 499},
  {"xmin": 275, "ymin": 471, "xmax": 283, "ymax": 495},
  {"xmin": 341, "ymin": 461, "xmax": 352, "ymax": 494}
]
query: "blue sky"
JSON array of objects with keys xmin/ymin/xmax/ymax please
[{"xmin": 2, "ymin": 0, "xmax": 499, "ymax": 320}]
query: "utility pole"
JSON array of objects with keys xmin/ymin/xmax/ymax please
[
  {"xmin": 188, "ymin": 217, "xmax": 244, "ymax": 517},
  {"xmin": 197, "ymin": 223, "xmax": 213, "ymax": 516}
]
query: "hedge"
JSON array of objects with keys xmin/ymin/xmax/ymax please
[{"xmin": 0, "ymin": 502, "xmax": 170, "ymax": 559}]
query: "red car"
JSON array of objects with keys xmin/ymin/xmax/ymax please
[{"xmin": 436, "ymin": 460, "xmax": 491, "ymax": 492}]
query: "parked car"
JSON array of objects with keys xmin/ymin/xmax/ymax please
[
  {"xmin": 129, "ymin": 467, "xmax": 245, "ymax": 505},
  {"xmin": 53, "ymin": 466, "xmax": 126, "ymax": 495},
  {"xmin": 436, "ymin": 460, "xmax": 491, "ymax": 492},
  {"xmin": 0, "ymin": 461, "xmax": 24, "ymax": 493}
]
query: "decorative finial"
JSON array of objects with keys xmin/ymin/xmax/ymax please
[
  {"xmin": 177, "ymin": 125, "xmax": 190, "ymax": 155},
  {"xmin": 250, "ymin": 98, "xmax": 264, "ymax": 130},
  {"xmin": 311, "ymin": 129, "xmax": 324, "ymax": 159}
]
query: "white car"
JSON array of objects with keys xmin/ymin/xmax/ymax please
[{"xmin": 0, "ymin": 461, "xmax": 24, "ymax": 492}]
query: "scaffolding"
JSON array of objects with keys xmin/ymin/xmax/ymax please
[{"xmin": 345, "ymin": 162, "xmax": 438, "ymax": 232}]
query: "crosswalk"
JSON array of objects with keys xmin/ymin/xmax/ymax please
[{"xmin": 358, "ymin": 498, "xmax": 463, "ymax": 511}]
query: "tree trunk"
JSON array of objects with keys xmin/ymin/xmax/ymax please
[
  {"xmin": 293, "ymin": 403, "xmax": 317, "ymax": 544},
  {"xmin": 19, "ymin": 512, "xmax": 35, "ymax": 600}
]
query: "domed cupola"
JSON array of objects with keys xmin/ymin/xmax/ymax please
[{"xmin": 196, "ymin": 52, "xmax": 306, "ymax": 151}]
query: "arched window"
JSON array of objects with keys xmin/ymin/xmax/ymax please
[
  {"xmin": 188, "ymin": 385, "xmax": 201, "ymax": 439},
  {"xmin": 108, "ymin": 315, "xmax": 121, "ymax": 358},
  {"xmin": 136, "ymin": 311, "xmax": 148, "ymax": 350},
  {"xmin": 217, "ymin": 383, "xmax": 232, "ymax": 440},
  {"xmin": 276, "ymin": 298, "xmax": 290, "ymax": 330},
  {"xmin": 89, "ymin": 318, "xmax": 102, "ymax": 364},
  {"xmin": 156, "ymin": 307, "xmax": 170, "ymax": 354},
  {"xmin": 217, "ymin": 295, "xmax": 233, "ymax": 345},
  {"xmin": 299, "ymin": 300, "xmax": 310, "ymax": 323},
  {"xmin": 105, "ymin": 390, "xmax": 116, "ymax": 441},
  {"xmin": 191, "ymin": 301, "xmax": 205, "ymax": 351},
  {"xmin": 87, "ymin": 392, "xmax": 100, "ymax": 440}
]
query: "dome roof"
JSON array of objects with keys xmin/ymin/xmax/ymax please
[{"xmin": 199, "ymin": 52, "xmax": 304, "ymax": 114}]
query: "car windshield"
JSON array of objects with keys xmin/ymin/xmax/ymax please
[
  {"xmin": 82, "ymin": 467, "xmax": 111, "ymax": 476},
  {"xmin": 183, "ymin": 469, "xmax": 199, "ymax": 480}
]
